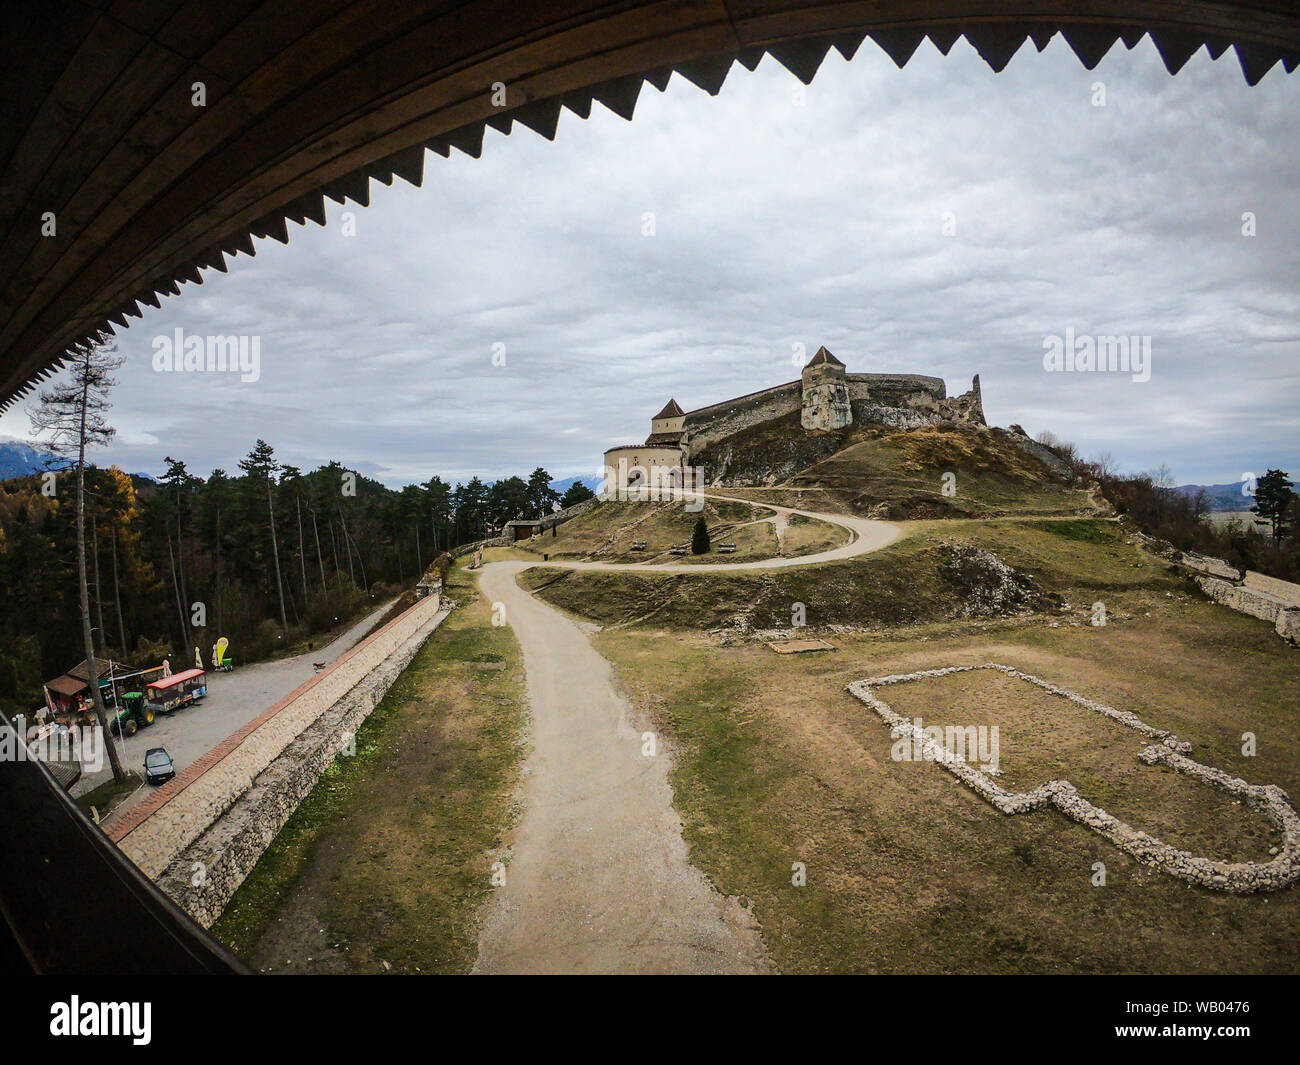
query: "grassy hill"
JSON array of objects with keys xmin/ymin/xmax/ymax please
[
  {"xmin": 519, "ymin": 517, "xmax": 1174, "ymax": 635},
  {"xmin": 511, "ymin": 497, "xmax": 846, "ymax": 565},
  {"xmin": 695, "ymin": 415, "xmax": 1104, "ymax": 520}
]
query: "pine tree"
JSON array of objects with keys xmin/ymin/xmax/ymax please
[
  {"xmin": 691, "ymin": 516, "xmax": 710, "ymax": 555},
  {"xmin": 238, "ymin": 440, "xmax": 288, "ymax": 630},
  {"xmin": 1251, "ymin": 469, "xmax": 1296, "ymax": 544},
  {"xmin": 560, "ymin": 481, "xmax": 595, "ymax": 508},
  {"xmin": 526, "ymin": 467, "xmax": 559, "ymax": 517}
]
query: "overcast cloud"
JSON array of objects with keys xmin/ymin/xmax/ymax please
[{"xmin": 4, "ymin": 35, "xmax": 1297, "ymax": 486}]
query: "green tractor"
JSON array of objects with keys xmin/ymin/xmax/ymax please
[{"xmin": 114, "ymin": 691, "xmax": 155, "ymax": 737}]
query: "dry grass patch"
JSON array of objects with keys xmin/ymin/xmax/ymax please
[
  {"xmin": 875, "ymin": 669, "xmax": 1280, "ymax": 863},
  {"xmin": 594, "ymin": 593, "xmax": 1300, "ymax": 973}
]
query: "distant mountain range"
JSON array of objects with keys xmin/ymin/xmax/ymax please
[
  {"xmin": 0, "ymin": 439, "xmax": 64, "ymax": 480},
  {"xmin": 0, "ymin": 438, "xmax": 155, "ymax": 483},
  {"xmin": 548, "ymin": 475, "xmax": 598, "ymax": 498},
  {"xmin": 1174, "ymin": 482, "xmax": 1257, "ymax": 513}
]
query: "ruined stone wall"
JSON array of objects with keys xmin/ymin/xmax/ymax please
[
  {"xmin": 681, "ymin": 381, "xmax": 801, "ymax": 459},
  {"xmin": 849, "ymin": 663, "xmax": 1300, "ymax": 894},
  {"xmin": 845, "ymin": 373, "xmax": 947, "ymax": 408},
  {"xmin": 1244, "ymin": 570, "xmax": 1300, "ymax": 606},
  {"xmin": 845, "ymin": 373, "xmax": 986, "ymax": 428},
  {"xmin": 1198, "ymin": 575, "xmax": 1300, "ymax": 645}
]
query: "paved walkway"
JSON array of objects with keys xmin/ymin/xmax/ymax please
[
  {"xmin": 74, "ymin": 600, "xmax": 394, "ymax": 813},
  {"xmin": 472, "ymin": 494, "xmax": 899, "ymax": 973}
]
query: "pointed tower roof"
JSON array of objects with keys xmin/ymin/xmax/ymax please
[
  {"xmin": 653, "ymin": 398, "xmax": 684, "ymax": 419},
  {"xmin": 806, "ymin": 346, "xmax": 844, "ymax": 368}
]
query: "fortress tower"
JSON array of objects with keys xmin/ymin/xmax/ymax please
[
  {"xmin": 800, "ymin": 346, "xmax": 852, "ymax": 430},
  {"xmin": 645, "ymin": 399, "xmax": 686, "ymax": 445}
]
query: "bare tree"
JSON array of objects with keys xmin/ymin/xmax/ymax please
[{"xmin": 28, "ymin": 336, "xmax": 127, "ymax": 782}]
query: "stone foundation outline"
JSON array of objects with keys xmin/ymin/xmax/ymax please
[{"xmin": 846, "ymin": 663, "xmax": 1300, "ymax": 894}]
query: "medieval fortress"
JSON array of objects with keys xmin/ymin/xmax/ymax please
[{"xmin": 603, "ymin": 346, "xmax": 986, "ymax": 492}]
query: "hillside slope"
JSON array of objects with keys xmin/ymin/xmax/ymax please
[
  {"xmin": 694, "ymin": 415, "xmax": 1104, "ymax": 519},
  {"xmin": 519, "ymin": 517, "xmax": 1171, "ymax": 635}
]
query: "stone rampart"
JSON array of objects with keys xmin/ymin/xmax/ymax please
[
  {"xmin": 682, "ymin": 381, "xmax": 802, "ymax": 457},
  {"xmin": 1198, "ymin": 576, "xmax": 1300, "ymax": 645}
]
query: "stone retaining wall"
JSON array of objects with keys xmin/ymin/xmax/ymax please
[
  {"xmin": 1244, "ymin": 570, "xmax": 1300, "ymax": 606},
  {"xmin": 847, "ymin": 663, "xmax": 1300, "ymax": 894},
  {"xmin": 160, "ymin": 604, "xmax": 447, "ymax": 926},
  {"xmin": 1140, "ymin": 538, "xmax": 1300, "ymax": 647},
  {"xmin": 106, "ymin": 595, "xmax": 449, "ymax": 917},
  {"xmin": 1197, "ymin": 576, "xmax": 1300, "ymax": 645},
  {"xmin": 450, "ymin": 534, "xmax": 510, "ymax": 559}
]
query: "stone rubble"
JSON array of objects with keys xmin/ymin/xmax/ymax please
[{"xmin": 846, "ymin": 663, "xmax": 1300, "ymax": 894}]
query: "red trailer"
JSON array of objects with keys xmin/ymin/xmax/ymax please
[{"xmin": 143, "ymin": 668, "xmax": 208, "ymax": 715}]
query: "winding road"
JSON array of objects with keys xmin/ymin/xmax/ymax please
[{"xmin": 471, "ymin": 495, "xmax": 899, "ymax": 974}]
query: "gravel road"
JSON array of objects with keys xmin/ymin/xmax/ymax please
[{"xmin": 471, "ymin": 495, "xmax": 899, "ymax": 973}]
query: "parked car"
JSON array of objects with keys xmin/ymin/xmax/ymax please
[{"xmin": 143, "ymin": 747, "xmax": 175, "ymax": 786}]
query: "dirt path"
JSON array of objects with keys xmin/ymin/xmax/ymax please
[
  {"xmin": 471, "ymin": 496, "xmax": 899, "ymax": 973},
  {"xmin": 545, "ymin": 492, "xmax": 899, "ymax": 573}
]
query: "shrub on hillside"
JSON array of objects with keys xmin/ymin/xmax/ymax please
[{"xmin": 1035, "ymin": 437, "xmax": 1299, "ymax": 583}]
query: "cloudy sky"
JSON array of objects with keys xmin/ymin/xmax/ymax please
[{"xmin": 4, "ymin": 35, "xmax": 1297, "ymax": 487}]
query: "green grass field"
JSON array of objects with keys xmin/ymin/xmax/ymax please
[
  {"xmin": 210, "ymin": 559, "xmax": 526, "ymax": 973},
  {"xmin": 511, "ymin": 497, "xmax": 846, "ymax": 564}
]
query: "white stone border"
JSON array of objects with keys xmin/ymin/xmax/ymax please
[{"xmin": 846, "ymin": 663, "xmax": 1300, "ymax": 894}]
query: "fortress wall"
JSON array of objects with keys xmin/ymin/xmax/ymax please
[
  {"xmin": 682, "ymin": 379, "xmax": 800, "ymax": 426},
  {"xmin": 683, "ymin": 382, "xmax": 801, "ymax": 457},
  {"xmin": 845, "ymin": 373, "xmax": 947, "ymax": 407},
  {"xmin": 667, "ymin": 369, "xmax": 979, "ymax": 463}
]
